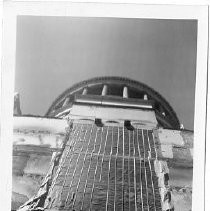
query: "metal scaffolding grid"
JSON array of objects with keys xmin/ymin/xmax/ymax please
[{"xmin": 46, "ymin": 123, "xmax": 162, "ymax": 211}]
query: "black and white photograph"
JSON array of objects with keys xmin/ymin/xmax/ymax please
[{"xmin": 0, "ymin": 2, "xmax": 208, "ymax": 211}]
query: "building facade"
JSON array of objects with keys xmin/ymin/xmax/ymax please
[{"xmin": 12, "ymin": 77, "xmax": 193, "ymax": 211}]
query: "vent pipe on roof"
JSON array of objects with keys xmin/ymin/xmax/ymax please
[{"xmin": 14, "ymin": 92, "xmax": 22, "ymax": 115}]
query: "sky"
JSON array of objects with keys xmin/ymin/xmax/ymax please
[{"xmin": 15, "ymin": 16, "xmax": 197, "ymax": 130}]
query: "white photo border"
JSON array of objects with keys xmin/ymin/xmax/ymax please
[{"xmin": 0, "ymin": 2, "xmax": 208, "ymax": 211}]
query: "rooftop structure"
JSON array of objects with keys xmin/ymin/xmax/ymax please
[
  {"xmin": 13, "ymin": 77, "xmax": 193, "ymax": 211},
  {"xmin": 46, "ymin": 77, "xmax": 180, "ymax": 130}
]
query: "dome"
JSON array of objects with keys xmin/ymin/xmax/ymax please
[{"xmin": 46, "ymin": 76, "xmax": 180, "ymax": 129}]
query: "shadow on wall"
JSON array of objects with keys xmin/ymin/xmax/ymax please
[{"xmin": 12, "ymin": 154, "xmax": 52, "ymax": 210}]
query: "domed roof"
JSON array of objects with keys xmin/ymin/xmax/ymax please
[{"xmin": 46, "ymin": 76, "xmax": 180, "ymax": 129}]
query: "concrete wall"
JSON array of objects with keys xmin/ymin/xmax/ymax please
[
  {"xmin": 11, "ymin": 117, "xmax": 194, "ymax": 210},
  {"xmin": 155, "ymin": 129, "xmax": 193, "ymax": 211},
  {"xmin": 12, "ymin": 116, "xmax": 67, "ymax": 210}
]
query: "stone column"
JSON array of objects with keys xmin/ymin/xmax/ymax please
[
  {"xmin": 101, "ymin": 84, "xmax": 108, "ymax": 96},
  {"xmin": 62, "ymin": 97, "xmax": 70, "ymax": 107},
  {"xmin": 82, "ymin": 87, "xmax": 88, "ymax": 95},
  {"xmin": 123, "ymin": 86, "xmax": 129, "ymax": 98},
  {"xmin": 143, "ymin": 94, "xmax": 148, "ymax": 100}
]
